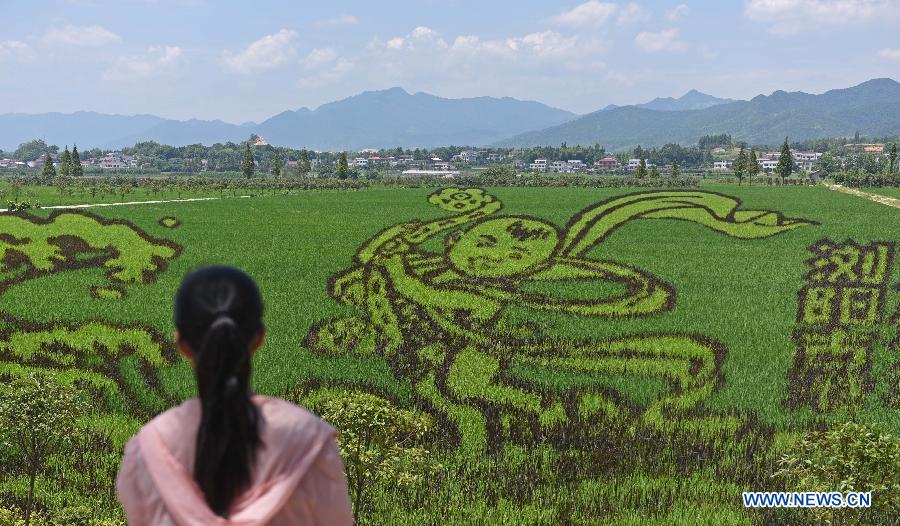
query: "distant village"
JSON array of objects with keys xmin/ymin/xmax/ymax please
[{"xmin": 0, "ymin": 138, "xmax": 893, "ymax": 178}]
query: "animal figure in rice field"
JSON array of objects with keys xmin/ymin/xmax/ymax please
[
  {"xmin": 306, "ymin": 188, "xmax": 815, "ymax": 455},
  {"xmin": 0, "ymin": 211, "xmax": 181, "ymax": 426}
]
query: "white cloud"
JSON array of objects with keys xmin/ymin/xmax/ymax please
[
  {"xmin": 0, "ymin": 40, "xmax": 34, "ymax": 62},
  {"xmin": 377, "ymin": 26, "xmax": 448, "ymax": 51},
  {"xmin": 318, "ymin": 15, "xmax": 359, "ymax": 26},
  {"xmin": 43, "ymin": 24, "xmax": 121, "ymax": 47},
  {"xmin": 745, "ymin": 0, "xmax": 900, "ymax": 34},
  {"xmin": 512, "ymin": 31, "xmax": 581, "ymax": 58},
  {"xmin": 552, "ymin": 1, "xmax": 619, "ymax": 27},
  {"xmin": 298, "ymin": 58, "xmax": 354, "ymax": 88},
  {"xmin": 617, "ymin": 3, "xmax": 651, "ymax": 25},
  {"xmin": 878, "ymin": 48, "xmax": 900, "ymax": 60},
  {"xmin": 667, "ymin": 3, "xmax": 690, "ymax": 20},
  {"xmin": 103, "ymin": 46, "xmax": 183, "ymax": 81},
  {"xmin": 222, "ymin": 29, "xmax": 298, "ymax": 74},
  {"xmin": 305, "ymin": 47, "xmax": 338, "ymax": 67},
  {"xmin": 377, "ymin": 26, "xmax": 604, "ymax": 63},
  {"xmin": 635, "ymin": 28, "xmax": 687, "ymax": 52}
]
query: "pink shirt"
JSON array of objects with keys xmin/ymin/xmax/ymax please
[{"xmin": 116, "ymin": 396, "xmax": 354, "ymax": 526}]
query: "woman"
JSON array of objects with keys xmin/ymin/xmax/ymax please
[{"xmin": 117, "ymin": 266, "xmax": 354, "ymax": 525}]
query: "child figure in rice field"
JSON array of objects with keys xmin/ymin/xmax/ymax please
[{"xmin": 306, "ymin": 188, "xmax": 814, "ymax": 455}]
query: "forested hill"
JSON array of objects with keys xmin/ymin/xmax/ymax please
[{"xmin": 495, "ymin": 78, "xmax": 900, "ymax": 150}]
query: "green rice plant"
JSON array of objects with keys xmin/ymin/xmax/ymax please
[
  {"xmin": 0, "ymin": 321, "xmax": 173, "ymax": 416},
  {"xmin": 0, "ymin": 211, "xmax": 180, "ymax": 298},
  {"xmin": 306, "ymin": 187, "xmax": 816, "ymax": 458}
]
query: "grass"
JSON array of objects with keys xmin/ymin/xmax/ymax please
[
  {"xmin": 864, "ymin": 186, "xmax": 900, "ymax": 199},
  {"xmin": 0, "ymin": 184, "xmax": 897, "ymax": 524},
  {"xmin": 0, "ymin": 182, "xmax": 224, "ymax": 207}
]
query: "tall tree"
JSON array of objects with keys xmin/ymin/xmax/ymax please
[
  {"xmin": 636, "ymin": 157, "xmax": 647, "ymax": 179},
  {"xmin": 890, "ymin": 143, "xmax": 897, "ymax": 175},
  {"xmin": 241, "ymin": 143, "xmax": 255, "ymax": 179},
  {"xmin": 41, "ymin": 153, "xmax": 56, "ymax": 178},
  {"xmin": 270, "ymin": 151, "xmax": 284, "ymax": 177},
  {"xmin": 296, "ymin": 149, "xmax": 311, "ymax": 176},
  {"xmin": 336, "ymin": 152, "xmax": 350, "ymax": 179},
  {"xmin": 59, "ymin": 146, "xmax": 72, "ymax": 177},
  {"xmin": 816, "ymin": 152, "xmax": 839, "ymax": 179},
  {"xmin": 671, "ymin": 160, "xmax": 679, "ymax": 179},
  {"xmin": 747, "ymin": 148, "xmax": 759, "ymax": 185},
  {"xmin": 775, "ymin": 137, "xmax": 794, "ymax": 184},
  {"xmin": 734, "ymin": 145, "xmax": 747, "ymax": 185},
  {"xmin": 70, "ymin": 145, "xmax": 83, "ymax": 177}
]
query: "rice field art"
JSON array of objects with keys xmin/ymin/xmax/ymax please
[{"xmin": 0, "ymin": 186, "xmax": 897, "ymax": 525}]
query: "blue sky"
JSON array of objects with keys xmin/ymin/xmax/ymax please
[{"xmin": 1, "ymin": 0, "xmax": 898, "ymax": 122}]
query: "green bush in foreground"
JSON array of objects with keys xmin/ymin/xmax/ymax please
[
  {"xmin": 774, "ymin": 422, "xmax": 900, "ymax": 525},
  {"xmin": 0, "ymin": 375, "xmax": 87, "ymax": 526},
  {"xmin": 303, "ymin": 389, "xmax": 435, "ymax": 525}
]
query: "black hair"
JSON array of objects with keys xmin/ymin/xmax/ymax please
[{"xmin": 174, "ymin": 265, "xmax": 264, "ymax": 517}]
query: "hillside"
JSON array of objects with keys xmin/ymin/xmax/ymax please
[
  {"xmin": 0, "ymin": 88, "xmax": 575, "ymax": 151},
  {"xmin": 604, "ymin": 90, "xmax": 735, "ymax": 112},
  {"xmin": 495, "ymin": 78, "xmax": 900, "ymax": 150}
]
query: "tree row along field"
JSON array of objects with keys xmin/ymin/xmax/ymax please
[{"xmin": 0, "ymin": 184, "xmax": 897, "ymax": 525}]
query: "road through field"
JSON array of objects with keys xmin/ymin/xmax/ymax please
[
  {"xmin": 823, "ymin": 183, "xmax": 900, "ymax": 209},
  {"xmin": 0, "ymin": 195, "xmax": 252, "ymax": 213}
]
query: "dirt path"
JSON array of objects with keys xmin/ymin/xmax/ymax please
[
  {"xmin": 823, "ymin": 184, "xmax": 900, "ymax": 209},
  {"xmin": 0, "ymin": 195, "xmax": 251, "ymax": 213}
]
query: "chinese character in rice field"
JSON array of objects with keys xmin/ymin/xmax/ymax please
[
  {"xmin": 790, "ymin": 239, "xmax": 896, "ymax": 411},
  {"xmin": 306, "ymin": 188, "xmax": 815, "ymax": 455}
]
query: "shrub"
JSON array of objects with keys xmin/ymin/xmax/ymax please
[
  {"xmin": 773, "ymin": 422, "xmax": 900, "ymax": 525},
  {"xmin": 306, "ymin": 390, "xmax": 435, "ymax": 525}
]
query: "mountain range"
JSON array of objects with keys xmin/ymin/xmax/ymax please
[
  {"xmin": 602, "ymin": 90, "xmax": 734, "ymax": 112},
  {"xmin": 498, "ymin": 78, "xmax": 900, "ymax": 150},
  {"xmin": 1, "ymin": 79, "xmax": 898, "ymax": 153},
  {"xmin": 0, "ymin": 88, "xmax": 575, "ymax": 152}
]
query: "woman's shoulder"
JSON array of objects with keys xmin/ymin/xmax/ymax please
[{"xmin": 254, "ymin": 396, "xmax": 336, "ymax": 441}]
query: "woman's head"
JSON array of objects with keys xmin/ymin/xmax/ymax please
[{"xmin": 174, "ymin": 265, "xmax": 264, "ymax": 517}]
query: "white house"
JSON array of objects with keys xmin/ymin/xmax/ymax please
[
  {"xmin": 713, "ymin": 160, "xmax": 734, "ymax": 170},
  {"xmin": 530, "ymin": 159, "xmax": 548, "ymax": 172},
  {"xmin": 567, "ymin": 159, "xmax": 584, "ymax": 172},
  {"xmin": 353, "ymin": 157, "xmax": 369, "ymax": 168},
  {"xmin": 458, "ymin": 150, "xmax": 478, "ymax": 163}
]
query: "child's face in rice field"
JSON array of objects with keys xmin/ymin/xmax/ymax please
[{"xmin": 447, "ymin": 218, "xmax": 558, "ymax": 279}]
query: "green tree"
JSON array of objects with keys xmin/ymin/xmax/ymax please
[
  {"xmin": 747, "ymin": 148, "xmax": 759, "ymax": 185},
  {"xmin": 816, "ymin": 152, "xmax": 839, "ymax": 179},
  {"xmin": 0, "ymin": 375, "xmax": 86, "ymax": 526},
  {"xmin": 889, "ymin": 143, "xmax": 897, "ymax": 176},
  {"xmin": 670, "ymin": 160, "xmax": 679, "ymax": 178},
  {"xmin": 70, "ymin": 145, "xmax": 83, "ymax": 177},
  {"xmin": 40, "ymin": 153, "xmax": 56, "ymax": 178},
  {"xmin": 296, "ymin": 149, "xmax": 311, "ymax": 176},
  {"xmin": 59, "ymin": 147, "xmax": 72, "ymax": 178},
  {"xmin": 13, "ymin": 139, "xmax": 58, "ymax": 162},
  {"xmin": 775, "ymin": 137, "xmax": 794, "ymax": 184},
  {"xmin": 314, "ymin": 391, "xmax": 434, "ymax": 525},
  {"xmin": 241, "ymin": 143, "xmax": 255, "ymax": 179},
  {"xmin": 270, "ymin": 151, "xmax": 284, "ymax": 177},
  {"xmin": 734, "ymin": 145, "xmax": 747, "ymax": 185},
  {"xmin": 336, "ymin": 152, "xmax": 350, "ymax": 179},
  {"xmin": 636, "ymin": 157, "xmax": 647, "ymax": 179},
  {"xmin": 648, "ymin": 164, "xmax": 660, "ymax": 178}
]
